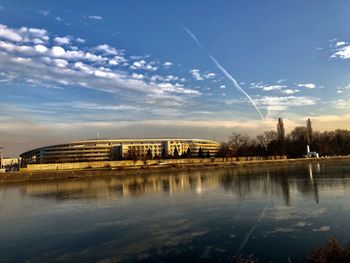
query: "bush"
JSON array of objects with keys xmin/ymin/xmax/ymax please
[{"xmin": 308, "ymin": 237, "xmax": 350, "ymax": 263}]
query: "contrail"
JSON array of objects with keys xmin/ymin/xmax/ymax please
[
  {"xmin": 179, "ymin": 23, "xmax": 264, "ymax": 120},
  {"xmin": 232, "ymin": 205, "xmax": 267, "ymax": 261}
]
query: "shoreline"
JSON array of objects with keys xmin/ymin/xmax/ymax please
[{"xmin": 1, "ymin": 156, "xmax": 350, "ymax": 184}]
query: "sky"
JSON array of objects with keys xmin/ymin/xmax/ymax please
[{"xmin": 1, "ymin": 0, "xmax": 350, "ymax": 156}]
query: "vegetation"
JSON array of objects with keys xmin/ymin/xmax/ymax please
[
  {"xmin": 234, "ymin": 238, "xmax": 350, "ymax": 263},
  {"xmin": 173, "ymin": 147, "xmax": 179, "ymax": 158},
  {"xmin": 218, "ymin": 118, "xmax": 350, "ymax": 158},
  {"xmin": 124, "ymin": 117, "xmax": 350, "ymax": 160},
  {"xmin": 308, "ymin": 237, "xmax": 350, "ymax": 263}
]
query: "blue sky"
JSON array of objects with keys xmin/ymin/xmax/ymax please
[{"xmin": 1, "ymin": 0, "xmax": 350, "ymax": 155}]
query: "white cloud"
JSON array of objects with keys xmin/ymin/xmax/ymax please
[
  {"xmin": 24, "ymin": 27, "xmax": 48, "ymax": 39},
  {"xmin": 190, "ymin": 69, "xmax": 216, "ymax": 81},
  {"xmin": 0, "ymin": 24, "xmax": 23, "ymax": 42},
  {"xmin": 203, "ymin": 72, "xmax": 216, "ymax": 79},
  {"xmin": 34, "ymin": 44, "xmax": 48, "ymax": 53},
  {"xmin": 251, "ymin": 81, "xmax": 284, "ymax": 90},
  {"xmin": 336, "ymin": 84, "xmax": 350, "ymax": 94},
  {"xmin": 331, "ymin": 43, "xmax": 350, "ymax": 59},
  {"xmin": 157, "ymin": 83, "xmax": 200, "ymax": 95},
  {"xmin": 220, "ymin": 85, "xmax": 226, "ymax": 89},
  {"xmin": 333, "ymin": 99, "xmax": 350, "ymax": 109},
  {"xmin": 54, "ymin": 36, "xmax": 71, "ymax": 45},
  {"xmin": 51, "ymin": 46, "xmax": 65, "ymax": 57},
  {"xmin": 282, "ymin": 89, "xmax": 299, "ymax": 94},
  {"xmin": 190, "ymin": 69, "xmax": 203, "ymax": 80},
  {"xmin": 76, "ymin": 38, "xmax": 85, "ymax": 43},
  {"xmin": 130, "ymin": 60, "xmax": 157, "ymax": 71},
  {"xmin": 0, "ymin": 40, "xmax": 35, "ymax": 54},
  {"xmin": 68, "ymin": 102, "xmax": 138, "ymax": 111},
  {"xmin": 297, "ymin": 83, "xmax": 316, "ymax": 89},
  {"xmin": 53, "ymin": 59, "xmax": 69, "ymax": 68},
  {"xmin": 0, "ymin": 23, "xmax": 200, "ymax": 114},
  {"xmin": 32, "ymin": 38, "xmax": 44, "ymax": 44},
  {"xmin": 164, "ymin": 75, "xmax": 178, "ymax": 82},
  {"xmin": 248, "ymin": 96, "xmax": 317, "ymax": 112},
  {"xmin": 150, "ymin": 75, "xmax": 164, "ymax": 82},
  {"xmin": 276, "ymin": 79, "xmax": 287, "ymax": 83},
  {"xmin": 251, "ymin": 82, "xmax": 286, "ymax": 91},
  {"xmin": 335, "ymin": 41, "xmax": 347, "ymax": 47},
  {"xmin": 263, "ymin": 85, "xmax": 284, "ymax": 91},
  {"xmin": 12, "ymin": 57, "xmax": 31, "ymax": 63},
  {"xmin": 131, "ymin": 73, "xmax": 144, "ymax": 79},
  {"xmin": 84, "ymin": 52, "xmax": 105, "ymax": 62},
  {"xmin": 95, "ymin": 44, "xmax": 119, "ymax": 55},
  {"xmin": 163, "ymin": 61, "xmax": 173, "ymax": 67},
  {"xmin": 39, "ymin": 10, "xmax": 50, "ymax": 16},
  {"xmin": 260, "ymin": 96, "xmax": 316, "ymax": 106},
  {"xmin": 88, "ymin": 15, "xmax": 102, "ymax": 20}
]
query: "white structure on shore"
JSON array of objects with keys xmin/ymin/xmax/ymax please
[{"xmin": 306, "ymin": 145, "xmax": 319, "ymax": 158}]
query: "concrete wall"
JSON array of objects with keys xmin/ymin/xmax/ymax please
[{"xmin": 21, "ymin": 156, "xmax": 288, "ymax": 171}]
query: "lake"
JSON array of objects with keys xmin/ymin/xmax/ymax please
[{"xmin": 1, "ymin": 160, "xmax": 350, "ymax": 262}]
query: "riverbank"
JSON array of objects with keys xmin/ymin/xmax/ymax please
[{"xmin": 1, "ymin": 156, "xmax": 350, "ymax": 184}]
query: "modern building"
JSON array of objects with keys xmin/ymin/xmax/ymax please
[
  {"xmin": 1, "ymin": 157, "xmax": 20, "ymax": 167},
  {"xmin": 20, "ymin": 138, "xmax": 220, "ymax": 167}
]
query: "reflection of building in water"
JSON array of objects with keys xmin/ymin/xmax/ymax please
[
  {"xmin": 19, "ymin": 163, "xmax": 350, "ymax": 205},
  {"xmin": 21, "ymin": 171, "xmax": 221, "ymax": 200}
]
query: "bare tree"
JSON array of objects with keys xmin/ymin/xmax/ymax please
[
  {"xmin": 306, "ymin": 118, "xmax": 313, "ymax": 145},
  {"xmin": 277, "ymin": 118, "xmax": 285, "ymax": 143},
  {"xmin": 257, "ymin": 131, "xmax": 277, "ymax": 150},
  {"xmin": 229, "ymin": 132, "xmax": 249, "ymax": 156}
]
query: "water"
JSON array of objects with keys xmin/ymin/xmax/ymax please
[{"xmin": 1, "ymin": 160, "xmax": 350, "ymax": 262}]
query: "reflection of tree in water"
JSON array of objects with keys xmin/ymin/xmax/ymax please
[
  {"xmin": 219, "ymin": 166, "xmax": 291, "ymax": 206},
  {"xmin": 17, "ymin": 161, "xmax": 350, "ymax": 205}
]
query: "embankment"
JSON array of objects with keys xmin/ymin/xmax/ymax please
[{"xmin": 1, "ymin": 156, "xmax": 350, "ymax": 183}]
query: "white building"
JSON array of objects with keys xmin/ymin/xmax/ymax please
[{"xmin": 20, "ymin": 138, "xmax": 220, "ymax": 166}]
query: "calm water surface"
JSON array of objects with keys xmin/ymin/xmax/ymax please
[{"xmin": 1, "ymin": 160, "xmax": 350, "ymax": 262}]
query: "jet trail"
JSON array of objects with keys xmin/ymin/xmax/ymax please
[{"xmin": 179, "ymin": 23, "xmax": 264, "ymax": 120}]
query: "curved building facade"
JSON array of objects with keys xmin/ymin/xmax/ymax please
[{"xmin": 20, "ymin": 138, "xmax": 219, "ymax": 166}]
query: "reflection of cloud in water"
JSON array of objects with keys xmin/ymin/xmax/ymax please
[
  {"xmin": 312, "ymin": 226, "xmax": 331, "ymax": 232},
  {"xmin": 23, "ymin": 216, "xmax": 212, "ymax": 262},
  {"xmin": 295, "ymin": 221, "xmax": 313, "ymax": 227},
  {"xmin": 265, "ymin": 207, "xmax": 327, "ymax": 221},
  {"xmin": 262, "ymin": 227, "xmax": 300, "ymax": 237},
  {"xmin": 58, "ymin": 224, "xmax": 210, "ymax": 262}
]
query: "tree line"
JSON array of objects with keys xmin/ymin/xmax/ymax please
[{"xmin": 218, "ymin": 118, "xmax": 350, "ymax": 158}]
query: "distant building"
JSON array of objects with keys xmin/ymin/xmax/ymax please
[
  {"xmin": 1, "ymin": 157, "xmax": 20, "ymax": 171},
  {"xmin": 20, "ymin": 138, "xmax": 220, "ymax": 167}
]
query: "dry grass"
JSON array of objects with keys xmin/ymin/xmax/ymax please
[
  {"xmin": 234, "ymin": 237, "xmax": 350, "ymax": 263},
  {"xmin": 308, "ymin": 237, "xmax": 350, "ymax": 263}
]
